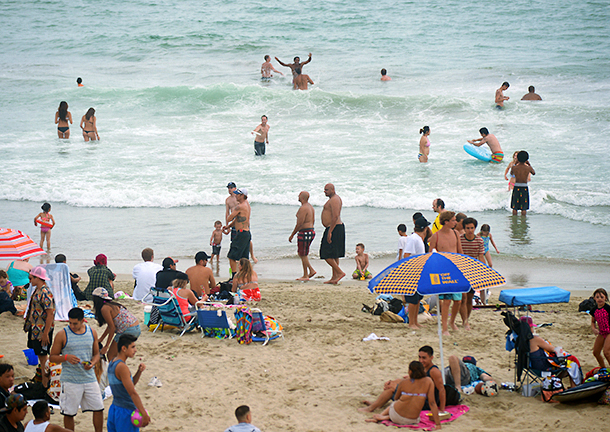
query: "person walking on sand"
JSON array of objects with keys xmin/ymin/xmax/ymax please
[
  {"xmin": 521, "ymin": 86, "xmax": 542, "ymax": 101},
  {"xmin": 320, "ymin": 184, "xmax": 346, "ymax": 284},
  {"xmin": 261, "ymin": 55, "xmax": 283, "ymax": 79},
  {"xmin": 468, "ymin": 127, "xmax": 503, "ymax": 163},
  {"xmin": 495, "ymin": 81, "xmax": 510, "ymax": 108},
  {"xmin": 293, "ymin": 68, "xmax": 314, "ymax": 90},
  {"xmin": 55, "ymin": 101, "xmax": 72, "ymax": 139},
  {"xmin": 275, "ymin": 53, "xmax": 312, "ymax": 82},
  {"xmin": 251, "ymin": 115, "xmax": 270, "ymax": 156},
  {"xmin": 418, "ymin": 126, "xmax": 431, "ymax": 163},
  {"xmin": 289, "ymin": 191, "xmax": 316, "ymax": 281},
  {"xmin": 80, "ymin": 108, "xmax": 99, "ymax": 141}
]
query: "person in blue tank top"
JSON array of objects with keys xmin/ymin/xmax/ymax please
[
  {"xmin": 50, "ymin": 307, "xmax": 103, "ymax": 432},
  {"xmin": 107, "ymin": 334, "xmax": 150, "ymax": 431}
]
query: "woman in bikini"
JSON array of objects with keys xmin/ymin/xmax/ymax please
[
  {"xmin": 80, "ymin": 107, "xmax": 99, "ymax": 141},
  {"xmin": 418, "ymin": 126, "xmax": 431, "ymax": 163},
  {"xmin": 366, "ymin": 361, "xmax": 441, "ymax": 428},
  {"xmin": 232, "ymin": 258, "xmax": 258, "ymax": 293},
  {"xmin": 55, "ymin": 101, "xmax": 72, "ymax": 139}
]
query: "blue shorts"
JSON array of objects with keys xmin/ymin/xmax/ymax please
[
  {"xmin": 439, "ymin": 293, "xmax": 462, "ymax": 301},
  {"xmin": 114, "ymin": 324, "xmax": 141, "ymax": 343},
  {"xmin": 107, "ymin": 404, "xmax": 138, "ymax": 432}
]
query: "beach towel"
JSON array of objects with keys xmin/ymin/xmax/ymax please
[
  {"xmin": 235, "ymin": 307, "xmax": 253, "ymax": 344},
  {"xmin": 26, "ymin": 263, "xmax": 77, "ymax": 321},
  {"xmin": 380, "ymin": 404, "xmax": 469, "ymax": 430}
]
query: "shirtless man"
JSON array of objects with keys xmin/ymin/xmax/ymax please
[
  {"xmin": 289, "ymin": 191, "xmax": 316, "ymax": 281},
  {"xmin": 320, "ymin": 184, "xmax": 346, "ymax": 284},
  {"xmin": 521, "ymin": 86, "xmax": 542, "ymax": 101},
  {"xmin": 495, "ymin": 81, "xmax": 510, "ymax": 108},
  {"xmin": 252, "ymin": 115, "xmax": 270, "ymax": 156},
  {"xmin": 429, "ymin": 211, "xmax": 464, "ymax": 336},
  {"xmin": 224, "ymin": 188, "xmax": 251, "ymax": 275},
  {"xmin": 380, "ymin": 68, "xmax": 391, "ymax": 81},
  {"xmin": 275, "ymin": 53, "xmax": 312, "ymax": 82},
  {"xmin": 293, "ymin": 68, "xmax": 314, "ymax": 90},
  {"xmin": 510, "ymin": 151, "xmax": 536, "ymax": 216},
  {"xmin": 468, "ymin": 127, "xmax": 504, "ymax": 163},
  {"xmin": 185, "ymin": 251, "xmax": 216, "ymax": 297},
  {"xmin": 261, "ymin": 55, "xmax": 283, "ymax": 79}
]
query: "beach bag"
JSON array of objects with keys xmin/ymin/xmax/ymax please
[
  {"xmin": 388, "ymin": 298, "xmax": 403, "ymax": 314},
  {"xmin": 380, "ymin": 311, "xmax": 404, "ymax": 323},
  {"xmin": 14, "ymin": 382, "xmax": 47, "ymax": 401},
  {"xmin": 541, "ymin": 376, "xmax": 564, "ymax": 403},
  {"xmin": 373, "ymin": 299, "xmax": 389, "ymax": 315},
  {"xmin": 46, "ymin": 362, "xmax": 62, "ymax": 403},
  {"xmin": 578, "ymin": 297, "xmax": 596, "ymax": 313}
]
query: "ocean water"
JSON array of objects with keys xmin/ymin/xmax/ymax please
[{"xmin": 1, "ymin": 1, "xmax": 609, "ymax": 275}]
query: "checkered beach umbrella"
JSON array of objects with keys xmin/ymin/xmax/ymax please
[
  {"xmin": 368, "ymin": 251, "xmax": 506, "ymax": 296},
  {"xmin": 0, "ymin": 228, "xmax": 46, "ymax": 260}
]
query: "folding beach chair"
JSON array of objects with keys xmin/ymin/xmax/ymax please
[
  {"xmin": 196, "ymin": 303, "xmax": 235, "ymax": 339},
  {"xmin": 251, "ymin": 308, "xmax": 283, "ymax": 346},
  {"xmin": 143, "ymin": 287, "xmax": 197, "ymax": 337}
]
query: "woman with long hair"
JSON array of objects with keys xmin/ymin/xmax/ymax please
[
  {"xmin": 231, "ymin": 258, "xmax": 258, "ymax": 293},
  {"xmin": 80, "ymin": 107, "xmax": 99, "ymax": 141},
  {"xmin": 55, "ymin": 101, "xmax": 72, "ymax": 138},
  {"xmin": 365, "ymin": 361, "xmax": 441, "ymax": 428},
  {"xmin": 92, "ymin": 287, "xmax": 140, "ymax": 361}
]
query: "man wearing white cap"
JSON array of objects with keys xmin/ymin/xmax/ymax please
[
  {"xmin": 224, "ymin": 188, "xmax": 251, "ymax": 276},
  {"xmin": 24, "ymin": 266, "xmax": 55, "ymax": 387}
]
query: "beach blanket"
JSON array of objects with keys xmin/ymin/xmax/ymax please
[
  {"xmin": 26, "ymin": 263, "xmax": 77, "ymax": 321},
  {"xmin": 235, "ymin": 307, "xmax": 253, "ymax": 344},
  {"xmin": 380, "ymin": 404, "xmax": 469, "ymax": 430}
]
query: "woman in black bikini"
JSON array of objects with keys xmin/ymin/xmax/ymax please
[
  {"xmin": 55, "ymin": 101, "xmax": 72, "ymax": 139},
  {"xmin": 80, "ymin": 107, "xmax": 99, "ymax": 141}
]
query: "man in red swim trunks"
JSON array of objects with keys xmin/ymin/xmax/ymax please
[{"xmin": 289, "ymin": 191, "xmax": 316, "ymax": 281}]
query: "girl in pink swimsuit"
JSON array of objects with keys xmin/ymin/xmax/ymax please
[
  {"xmin": 418, "ymin": 126, "xmax": 431, "ymax": 163},
  {"xmin": 591, "ymin": 288, "xmax": 610, "ymax": 367},
  {"xmin": 34, "ymin": 202, "xmax": 55, "ymax": 250}
]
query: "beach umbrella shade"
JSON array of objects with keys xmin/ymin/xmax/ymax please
[
  {"xmin": 0, "ymin": 228, "xmax": 46, "ymax": 260},
  {"xmin": 368, "ymin": 251, "xmax": 506, "ymax": 382}
]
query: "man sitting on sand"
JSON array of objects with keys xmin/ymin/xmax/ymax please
[
  {"xmin": 185, "ymin": 252, "xmax": 216, "ymax": 297},
  {"xmin": 521, "ymin": 86, "xmax": 542, "ymax": 101},
  {"xmin": 359, "ymin": 346, "xmax": 459, "ymax": 413},
  {"xmin": 132, "ymin": 248, "xmax": 162, "ymax": 301},
  {"xmin": 224, "ymin": 405, "xmax": 261, "ymax": 432},
  {"xmin": 444, "ymin": 355, "xmax": 497, "ymax": 395}
]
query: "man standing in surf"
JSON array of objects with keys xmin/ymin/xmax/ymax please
[
  {"xmin": 252, "ymin": 115, "xmax": 270, "ymax": 156},
  {"xmin": 320, "ymin": 184, "xmax": 346, "ymax": 284},
  {"xmin": 289, "ymin": 191, "xmax": 316, "ymax": 281},
  {"xmin": 468, "ymin": 128, "xmax": 504, "ymax": 163},
  {"xmin": 224, "ymin": 188, "xmax": 251, "ymax": 276},
  {"xmin": 495, "ymin": 81, "xmax": 510, "ymax": 108},
  {"xmin": 275, "ymin": 53, "xmax": 312, "ymax": 82}
]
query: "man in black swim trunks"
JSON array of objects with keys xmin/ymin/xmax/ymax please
[
  {"xmin": 224, "ymin": 188, "xmax": 251, "ymax": 276},
  {"xmin": 320, "ymin": 183, "xmax": 346, "ymax": 284}
]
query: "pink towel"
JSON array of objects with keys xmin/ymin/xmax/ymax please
[{"xmin": 380, "ymin": 405, "xmax": 469, "ymax": 430}]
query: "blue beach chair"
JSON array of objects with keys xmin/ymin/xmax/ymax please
[
  {"xmin": 197, "ymin": 304, "xmax": 235, "ymax": 339},
  {"xmin": 144, "ymin": 287, "xmax": 197, "ymax": 337},
  {"xmin": 251, "ymin": 308, "xmax": 283, "ymax": 346}
]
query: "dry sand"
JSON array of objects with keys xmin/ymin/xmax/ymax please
[{"xmin": 1, "ymin": 278, "xmax": 608, "ymax": 431}]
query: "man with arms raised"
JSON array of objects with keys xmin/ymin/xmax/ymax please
[
  {"xmin": 468, "ymin": 127, "xmax": 504, "ymax": 163},
  {"xmin": 320, "ymin": 184, "xmax": 346, "ymax": 284},
  {"xmin": 275, "ymin": 53, "xmax": 312, "ymax": 82},
  {"xmin": 458, "ymin": 217, "xmax": 486, "ymax": 330},
  {"xmin": 185, "ymin": 252, "xmax": 216, "ymax": 297},
  {"xmin": 289, "ymin": 191, "xmax": 316, "ymax": 281},
  {"xmin": 224, "ymin": 188, "xmax": 251, "ymax": 276},
  {"xmin": 429, "ymin": 211, "xmax": 463, "ymax": 336}
]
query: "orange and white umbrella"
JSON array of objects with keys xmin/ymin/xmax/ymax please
[{"xmin": 0, "ymin": 228, "xmax": 46, "ymax": 260}]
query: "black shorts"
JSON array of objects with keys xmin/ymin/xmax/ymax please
[
  {"xmin": 254, "ymin": 141, "xmax": 266, "ymax": 156},
  {"xmin": 212, "ymin": 245, "xmax": 221, "ymax": 255},
  {"xmin": 319, "ymin": 224, "xmax": 345, "ymax": 259},
  {"xmin": 28, "ymin": 329, "xmax": 54, "ymax": 356},
  {"xmin": 403, "ymin": 292, "xmax": 423, "ymax": 305},
  {"xmin": 511, "ymin": 186, "xmax": 529, "ymax": 211},
  {"xmin": 227, "ymin": 230, "xmax": 251, "ymax": 261}
]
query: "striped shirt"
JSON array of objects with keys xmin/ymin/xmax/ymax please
[
  {"xmin": 60, "ymin": 325, "xmax": 96, "ymax": 384},
  {"xmin": 459, "ymin": 234, "xmax": 485, "ymax": 261}
]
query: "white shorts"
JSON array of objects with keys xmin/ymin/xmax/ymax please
[{"xmin": 59, "ymin": 381, "xmax": 104, "ymax": 416}]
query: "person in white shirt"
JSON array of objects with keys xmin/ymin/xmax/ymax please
[
  {"xmin": 403, "ymin": 217, "xmax": 431, "ymax": 330},
  {"xmin": 396, "ymin": 224, "xmax": 408, "ymax": 260},
  {"xmin": 131, "ymin": 248, "xmax": 162, "ymax": 301}
]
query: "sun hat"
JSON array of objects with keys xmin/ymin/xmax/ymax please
[
  {"xmin": 30, "ymin": 266, "xmax": 49, "ymax": 281},
  {"xmin": 0, "ymin": 393, "xmax": 27, "ymax": 413},
  {"xmin": 234, "ymin": 188, "xmax": 248, "ymax": 197},
  {"xmin": 92, "ymin": 287, "xmax": 112, "ymax": 300}
]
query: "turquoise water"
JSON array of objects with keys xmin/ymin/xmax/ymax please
[{"xmin": 1, "ymin": 0, "xmax": 609, "ymax": 267}]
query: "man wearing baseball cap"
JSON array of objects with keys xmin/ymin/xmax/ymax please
[
  {"xmin": 185, "ymin": 252, "xmax": 216, "ymax": 297},
  {"xmin": 155, "ymin": 257, "xmax": 186, "ymax": 290},
  {"xmin": 224, "ymin": 188, "xmax": 251, "ymax": 276},
  {"xmin": 0, "ymin": 394, "xmax": 28, "ymax": 431},
  {"xmin": 23, "ymin": 266, "xmax": 55, "ymax": 388}
]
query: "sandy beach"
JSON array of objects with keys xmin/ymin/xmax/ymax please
[{"xmin": 1, "ymin": 275, "xmax": 608, "ymax": 432}]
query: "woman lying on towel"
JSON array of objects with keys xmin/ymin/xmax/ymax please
[{"xmin": 366, "ymin": 361, "xmax": 441, "ymax": 429}]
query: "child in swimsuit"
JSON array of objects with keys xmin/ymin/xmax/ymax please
[
  {"xmin": 478, "ymin": 224, "xmax": 499, "ymax": 268},
  {"xmin": 34, "ymin": 202, "xmax": 55, "ymax": 250},
  {"xmin": 209, "ymin": 220, "xmax": 224, "ymax": 269},
  {"xmin": 590, "ymin": 288, "xmax": 610, "ymax": 368}
]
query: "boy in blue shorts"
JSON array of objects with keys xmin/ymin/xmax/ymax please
[{"xmin": 107, "ymin": 334, "xmax": 150, "ymax": 431}]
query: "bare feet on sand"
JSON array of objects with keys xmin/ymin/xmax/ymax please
[
  {"xmin": 308, "ymin": 271, "xmax": 317, "ymax": 278},
  {"xmin": 296, "ymin": 276, "xmax": 310, "ymax": 281},
  {"xmin": 443, "ymin": 331, "xmax": 451, "ymax": 336},
  {"xmin": 409, "ymin": 324, "xmax": 422, "ymax": 330},
  {"xmin": 451, "ymin": 323, "xmax": 459, "ymax": 331},
  {"xmin": 324, "ymin": 271, "xmax": 346, "ymax": 284},
  {"xmin": 357, "ymin": 402, "xmax": 374, "ymax": 413}
]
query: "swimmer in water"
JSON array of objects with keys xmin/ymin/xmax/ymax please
[
  {"xmin": 261, "ymin": 55, "xmax": 283, "ymax": 79},
  {"xmin": 76, "ymin": 77, "xmax": 83, "ymax": 87},
  {"xmin": 495, "ymin": 82, "xmax": 510, "ymax": 109},
  {"xmin": 55, "ymin": 101, "xmax": 73, "ymax": 139},
  {"xmin": 80, "ymin": 108, "xmax": 99, "ymax": 141},
  {"xmin": 418, "ymin": 126, "xmax": 430, "ymax": 163},
  {"xmin": 380, "ymin": 69, "xmax": 391, "ymax": 81},
  {"xmin": 468, "ymin": 127, "xmax": 503, "ymax": 163}
]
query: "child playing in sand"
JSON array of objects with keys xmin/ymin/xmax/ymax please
[
  {"xmin": 510, "ymin": 151, "xmax": 536, "ymax": 216},
  {"xmin": 34, "ymin": 202, "xmax": 55, "ymax": 250},
  {"xmin": 478, "ymin": 224, "xmax": 499, "ymax": 267},
  {"xmin": 224, "ymin": 405, "xmax": 261, "ymax": 432},
  {"xmin": 590, "ymin": 288, "xmax": 610, "ymax": 368},
  {"xmin": 353, "ymin": 243, "xmax": 372, "ymax": 280},
  {"xmin": 210, "ymin": 220, "xmax": 224, "ymax": 267}
]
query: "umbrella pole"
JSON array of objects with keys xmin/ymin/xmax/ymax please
[{"xmin": 437, "ymin": 294, "xmax": 445, "ymax": 385}]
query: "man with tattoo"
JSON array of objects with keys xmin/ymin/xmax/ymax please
[{"xmin": 223, "ymin": 188, "xmax": 252, "ymax": 276}]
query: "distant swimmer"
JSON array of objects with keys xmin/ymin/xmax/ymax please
[
  {"xmin": 380, "ymin": 68, "xmax": 391, "ymax": 81},
  {"xmin": 521, "ymin": 86, "xmax": 542, "ymax": 101},
  {"xmin": 251, "ymin": 115, "xmax": 270, "ymax": 156},
  {"xmin": 55, "ymin": 101, "xmax": 72, "ymax": 139},
  {"xmin": 418, "ymin": 126, "xmax": 430, "ymax": 163},
  {"xmin": 495, "ymin": 81, "xmax": 510, "ymax": 109},
  {"xmin": 76, "ymin": 77, "xmax": 83, "ymax": 87},
  {"xmin": 80, "ymin": 108, "xmax": 99, "ymax": 141},
  {"xmin": 293, "ymin": 68, "xmax": 314, "ymax": 90},
  {"xmin": 261, "ymin": 55, "xmax": 284, "ymax": 79},
  {"xmin": 275, "ymin": 53, "xmax": 312, "ymax": 82},
  {"xmin": 468, "ymin": 127, "xmax": 503, "ymax": 163}
]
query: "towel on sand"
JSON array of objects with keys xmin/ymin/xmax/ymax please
[{"xmin": 380, "ymin": 404, "xmax": 469, "ymax": 430}]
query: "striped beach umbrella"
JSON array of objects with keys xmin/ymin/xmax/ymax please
[
  {"xmin": 368, "ymin": 251, "xmax": 506, "ymax": 296},
  {"xmin": 0, "ymin": 228, "xmax": 46, "ymax": 260}
]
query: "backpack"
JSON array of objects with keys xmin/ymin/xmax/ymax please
[
  {"xmin": 388, "ymin": 298, "xmax": 404, "ymax": 314},
  {"xmin": 579, "ymin": 297, "xmax": 596, "ymax": 313},
  {"xmin": 13, "ymin": 381, "xmax": 47, "ymax": 401}
]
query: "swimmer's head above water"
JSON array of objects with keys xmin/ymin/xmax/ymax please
[{"xmin": 479, "ymin": 127, "xmax": 489, "ymax": 136}]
